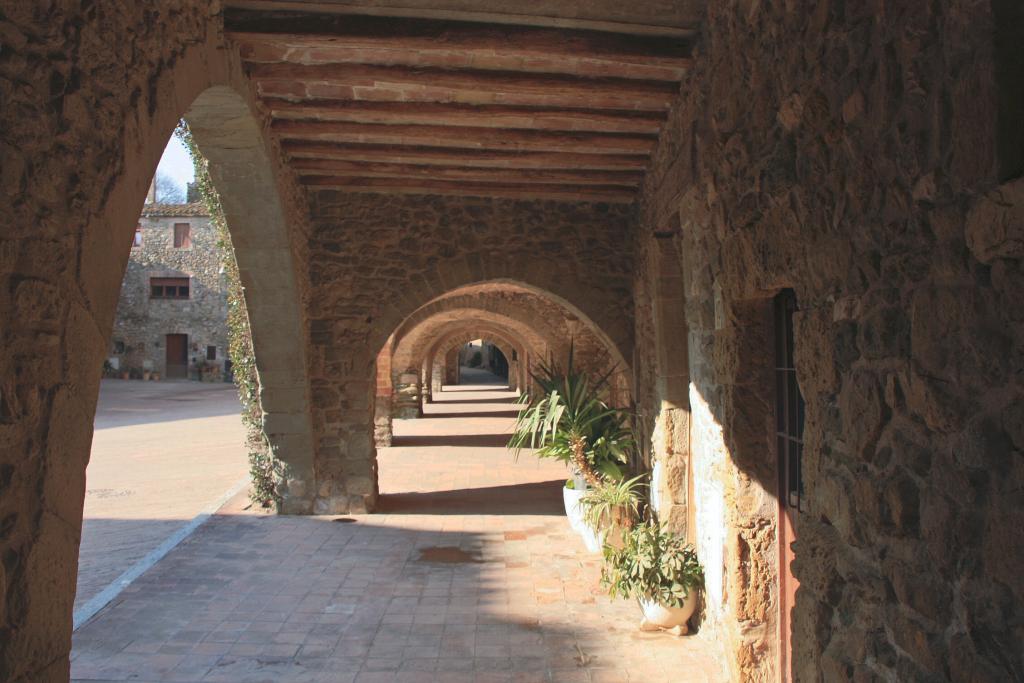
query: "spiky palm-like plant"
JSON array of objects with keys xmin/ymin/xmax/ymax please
[{"xmin": 508, "ymin": 346, "xmax": 632, "ymax": 486}]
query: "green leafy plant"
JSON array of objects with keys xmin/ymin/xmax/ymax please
[
  {"xmin": 176, "ymin": 121, "xmax": 279, "ymax": 508},
  {"xmin": 508, "ymin": 346, "xmax": 632, "ymax": 486},
  {"xmin": 581, "ymin": 474, "xmax": 645, "ymax": 531},
  {"xmin": 601, "ymin": 519, "xmax": 703, "ymax": 608}
]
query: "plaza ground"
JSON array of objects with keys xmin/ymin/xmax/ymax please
[{"xmin": 77, "ymin": 379, "xmax": 249, "ymax": 614}]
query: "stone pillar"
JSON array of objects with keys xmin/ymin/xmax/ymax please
[
  {"xmin": 392, "ymin": 371, "xmax": 422, "ymax": 419},
  {"xmin": 445, "ymin": 348, "xmax": 460, "ymax": 385},
  {"xmin": 431, "ymin": 357, "xmax": 444, "ymax": 398},
  {"xmin": 650, "ymin": 237, "xmax": 691, "ymax": 536},
  {"xmin": 507, "ymin": 359, "xmax": 519, "ymax": 391},
  {"xmin": 373, "ymin": 347, "xmax": 392, "ymax": 447},
  {"xmin": 313, "ymin": 371, "xmax": 378, "ymax": 515}
]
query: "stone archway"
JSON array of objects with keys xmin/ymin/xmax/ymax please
[{"xmin": 0, "ymin": 27, "xmax": 315, "ymax": 680}]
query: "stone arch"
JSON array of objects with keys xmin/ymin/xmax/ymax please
[
  {"xmin": 370, "ymin": 278, "xmax": 632, "ymax": 374},
  {"xmin": 388, "ymin": 315, "xmax": 538, "ymax": 420},
  {"xmin": 424, "ymin": 323, "xmax": 533, "ymax": 394},
  {"xmin": 184, "ymin": 88, "xmax": 316, "ymax": 514},
  {"xmin": 0, "ymin": 28, "xmax": 315, "ymax": 678}
]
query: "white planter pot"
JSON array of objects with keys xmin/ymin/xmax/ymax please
[
  {"xmin": 638, "ymin": 590, "xmax": 698, "ymax": 635},
  {"xmin": 563, "ymin": 485, "xmax": 586, "ymax": 532},
  {"xmin": 563, "ymin": 485, "xmax": 606, "ymax": 554},
  {"xmin": 579, "ymin": 521, "xmax": 605, "ymax": 553}
]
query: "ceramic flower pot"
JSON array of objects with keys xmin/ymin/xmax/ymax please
[
  {"xmin": 563, "ymin": 485, "xmax": 586, "ymax": 533},
  {"xmin": 638, "ymin": 590, "xmax": 698, "ymax": 636},
  {"xmin": 579, "ymin": 520, "xmax": 604, "ymax": 553}
]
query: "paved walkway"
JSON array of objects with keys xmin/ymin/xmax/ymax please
[
  {"xmin": 78, "ymin": 380, "xmax": 249, "ymax": 613},
  {"xmin": 72, "ymin": 377, "xmax": 722, "ymax": 682}
]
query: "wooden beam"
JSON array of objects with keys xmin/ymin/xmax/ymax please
[
  {"xmin": 223, "ymin": 5, "xmax": 699, "ymax": 39},
  {"xmin": 300, "ymin": 176, "xmax": 637, "ymax": 202},
  {"xmin": 234, "ymin": 36, "xmax": 686, "ymax": 81},
  {"xmin": 247, "ymin": 62, "xmax": 677, "ymax": 111},
  {"xmin": 292, "ymin": 159, "xmax": 642, "ymax": 186},
  {"xmin": 264, "ymin": 99, "xmax": 665, "ymax": 134},
  {"xmin": 282, "ymin": 141, "xmax": 650, "ymax": 170},
  {"xmin": 271, "ymin": 119, "xmax": 656, "ymax": 153}
]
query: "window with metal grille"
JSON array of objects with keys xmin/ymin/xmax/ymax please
[
  {"xmin": 775, "ymin": 289, "xmax": 805, "ymax": 512},
  {"xmin": 206, "ymin": 345, "xmax": 216, "ymax": 361},
  {"xmin": 150, "ymin": 277, "xmax": 190, "ymax": 300},
  {"xmin": 173, "ymin": 222, "xmax": 191, "ymax": 248}
]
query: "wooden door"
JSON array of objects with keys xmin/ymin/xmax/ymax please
[
  {"xmin": 165, "ymin": 333, "xmax": 188, "ymax": 379},
  {"xmin": 774, "ymin": 291, "xmax": 804, "ymax": 682}
]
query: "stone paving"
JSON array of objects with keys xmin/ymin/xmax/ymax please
[
  {"xmin": 71, "ymin": 376, "xmax": 722, "ymax": 682},
  {"xmin": 78, "ymin": 380, "xmax": 249, "ymax": 612}
]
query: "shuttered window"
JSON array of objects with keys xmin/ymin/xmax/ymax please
[{"xmin": 150, "ymin": 277, "xmax": 190, "ymax": 299}]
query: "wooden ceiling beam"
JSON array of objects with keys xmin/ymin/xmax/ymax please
[
  {"xmin": 292, "ymin": 159, "xmax": 642, "ymax": 186},
  {"xmin": 222, "ymin": 3, "xmax": 700, "ymax": 38},
  {"xmin": 247, "ymin": 62, "xmax": 676, "ymax": 111},
  {"xmin": 263, "ymin": 99, "xmax": 665, "ymax": 134},
  {"xmin": 225, "ymin": 10, "xmax": 693, "ymax": 69},
  {"xmin": 282, "ymin": 142, "xmax": 650, "ymax": 170},
  {"xmin": 235, "ymin": 38, "xmax": 685, "ymax": 81},
  {"xmin": 272, "ymin": 119, "xmax": 655, "ymax": 154},
  {"xmin": 300, "ymin": 176, "xmax": 637, "ymax": 202}
]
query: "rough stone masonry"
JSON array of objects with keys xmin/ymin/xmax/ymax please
[{"xmin": 0, "ymin": 2, "xmax": 1022, "ymax": 682}]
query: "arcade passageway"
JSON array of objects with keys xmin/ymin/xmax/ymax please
[
  {"xmin": 2, "ymin": 1, "xmax": 1023, "ymax": 681},
  {"xmin": 70, "ymin": 375, "xmax": 722, "ymax": 682}
]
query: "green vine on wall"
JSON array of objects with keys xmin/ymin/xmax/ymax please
[{"xmin": 175, "ymin": 121, "xmax": 281, "ymax": 508}]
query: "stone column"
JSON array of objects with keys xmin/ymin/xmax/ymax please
[
  {"xmin": 312, "ymin": 371, "xmax": 378, "ymax": 514},
  {"xmin": 373, "ymin": 347, "xmax": 393, "ymax": 447},
  {"xmin": 431, "ymin": 357, "xmax": 444, "ymax": 398},
  {"xmin": 650, "ymin": 237, "xmax": 691, "ymax": 536},
  {"xmin": 445, "ymin": 348, "xmax": 460, "ymax": 385},
  {"xmin": 392, "ymin": 371, "xmax": 422, "ymax": 419}
]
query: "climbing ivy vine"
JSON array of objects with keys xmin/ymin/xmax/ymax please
[{"xmin": 175, "ymin": 121, "xmax": 280, "ymax": 508}]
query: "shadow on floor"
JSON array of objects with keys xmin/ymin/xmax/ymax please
[
  {"xmin": 389, "ymin": 433, "xmax": 516, "ymax": 448},
  {"xmin": 428, "ymin": 396, "xmax": 518, "ymax": 405},
  {"xmin": 377, "ymin": 480, "xmax": 566, "ymax": 515},
  {"xmin": 417, "ymin": 409, "xmax": 523, "ymax": 420}
]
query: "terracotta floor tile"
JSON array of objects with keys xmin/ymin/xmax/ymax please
[{"xmin": 73, "ymin": 384, "xmax": 723, "ymax": 683}]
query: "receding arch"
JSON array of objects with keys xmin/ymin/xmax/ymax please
[{"xmin": 372, "ymin": 279, "xmax": 632, "ymax": 374}]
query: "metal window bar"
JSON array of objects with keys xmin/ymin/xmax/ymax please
[{"xmin": 774, "ymin": 290, "xmax": 805, "ymax": 512}]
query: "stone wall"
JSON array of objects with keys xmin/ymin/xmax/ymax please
[
  {"xmin": 303, "ymin": 191, "xmax": 634, "ymax": 514},
  {"xmin": 111, "ymin": 204, "xmax": 229, "ymax": 378},
  {"xmin": 639, "ymin": 2, "xmax": 1022, "ymax": 681}
]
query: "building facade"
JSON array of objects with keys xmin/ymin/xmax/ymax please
[{"xmin": 109, "ymin": 202, "xmax": 229, "ymax": 380}]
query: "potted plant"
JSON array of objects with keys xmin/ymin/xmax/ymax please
[
  {"xmin": 580, "ymin": 474, "xmax": 645, "ymax": 551},
  {"xmin": 601, "ymin": 519, "xmax": 704, "ymax": 635},
  {"xmin": 508, "ymin": 347, "xmax": 632, "ymax": 541}
]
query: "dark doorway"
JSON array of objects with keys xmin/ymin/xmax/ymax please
[
  {"xmin": 774, "ymin": 289, "xmax": 804, "ymax": 682},
  {"xmin": 165, "ymin": 333, "xmax": 188, "ymax": 379}
]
